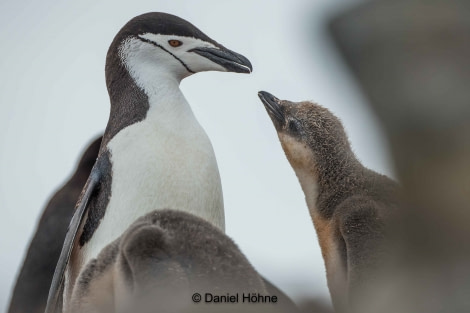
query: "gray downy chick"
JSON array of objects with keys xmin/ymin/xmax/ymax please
[{"xmin": 69, "ymin": 209, "xmax": 296, "ymax": 313}]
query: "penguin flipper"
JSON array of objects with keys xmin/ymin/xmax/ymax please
[
  {"xmin": 338, "ymin": 200, "xmax": 385, "ymax": 308},
  {"xmin": 45, "ymin": 160, "xmax": 103, "ymax": 313}
]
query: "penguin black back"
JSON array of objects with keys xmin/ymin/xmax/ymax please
[{"xmin": 7, "ymin": 136, "xmax": 101, "ymax": 313}]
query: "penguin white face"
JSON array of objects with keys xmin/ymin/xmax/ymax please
[
  {"xmin": 118, "ymin": 33, "xmax": 251, "ymax": 98},
  {"xmin": 137, "ymin": 33, "xmax": 251, "ymax": 75},
  {"xmin": 111, "ymin": 13, "xmax": 252, "ymax": 93}
]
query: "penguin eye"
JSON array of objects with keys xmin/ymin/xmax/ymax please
[
  {"xmin": 288, "ymin": 120, "xmax": 300, "ymax": 134},
  {"xmin": 168, "ymin": 40, "xmax": 183, "ymax": 47}
]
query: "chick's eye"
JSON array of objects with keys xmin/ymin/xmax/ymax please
[
  {"xmin": 168, "ymin": 40, "xmax": 183, "ymax": 47},
  {"xmin": 288, "ymin": 120, "xmax": 300, "ymax": 134}
]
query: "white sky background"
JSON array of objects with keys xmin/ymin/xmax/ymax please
[{"xmin": 0, "ymin": 0, "xmax": 394, "ymax": 310}]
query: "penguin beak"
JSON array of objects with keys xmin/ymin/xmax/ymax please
[
  {"xmin": 189, "ymin": 46, "xmax": 253, "ymax": 74},
  {"xmin": 258, "ymin": 91, "xmax": 285, "ymax": 127}
]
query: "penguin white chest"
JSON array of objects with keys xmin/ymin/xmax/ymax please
[{"xmin": 82, "ymin": 118, "xmax": 224, "ymax": 263}]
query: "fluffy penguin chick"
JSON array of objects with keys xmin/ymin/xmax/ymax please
[
  {"xmin": 69, "ymin": 209, "xmax": 291, "ymax": 313},
  {"xmin": 46, "ymin": 12, "xmax": 253, "ymax": 313},
  {"xmin": 258, "ymin": 91, "xmax": 399, "ymax": 312}
]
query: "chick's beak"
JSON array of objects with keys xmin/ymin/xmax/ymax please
[{"xmin": 258, "ymin": 91, "xmax": 285, "ymax": 125}]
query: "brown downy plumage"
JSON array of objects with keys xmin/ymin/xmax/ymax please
[{"xmin": 258, "ymin": 91, "xmax": 399, "ymax": 313}]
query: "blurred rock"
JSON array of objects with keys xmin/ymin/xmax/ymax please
[{"xmin": 330, "ymin": 1, "xmax": 470, "ymax": 312}]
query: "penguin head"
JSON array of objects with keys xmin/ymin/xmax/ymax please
[
  {"xmin": 258, "ymin": 91, "xmax": 351, "ymax": 169},
  {"xmin": 106, "ymin": 12, "xmax": 252, "ymax": 90}
]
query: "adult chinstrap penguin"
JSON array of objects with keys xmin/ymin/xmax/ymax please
[
  {"xmin": 258, "ymin": 91, "xmax": 399, "ymax": 313},
  {"xmin": 7, "ymin": 136, "xmax": 101, "ymax": 313},
  {"xmin": 46, "ymin": 12, "xmax": 252, "ymax": 313}
]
